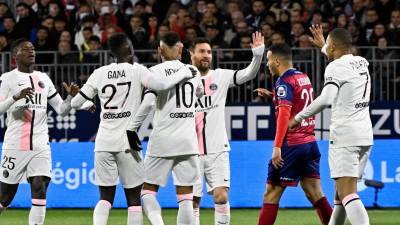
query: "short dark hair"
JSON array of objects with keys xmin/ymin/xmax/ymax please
[
  {"xmin": 329, "ymin": 28, "xmax": 352, "ymax": 49},
  {"xmin": 83, "ymin": 27, "xmax": 93, "ymax": 33},
  {"xmin": 88, "ymin": 35, "xmax": 100, "ymax": 43},
  {"xmin": 108, "ymin": 33, "xmax": 129, "ymax": 53},
  {"xmin": 268, "ymin": 43, "xmax": 292, "ymax": 61},
  {"xmin": 37, "ymin": 26, "xmax": 49, "ymax": 34},
  {"xmin": 16, "ymin": 2, "xmax": 29, "ymax": 9},
  {"xmin": 190, "ymin": 37, "xmax": 211, "ymax": 51},
  {"xmin": 11, "ymin": 38, "xmax": 29, "ymax": 55},
  {"xmin": 161, "ymin": 32, "xmax": 181, "ymax": 47}
]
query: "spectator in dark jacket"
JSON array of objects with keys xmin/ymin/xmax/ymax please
[
  {"xmin": 246, "ymin": 0, "xmax": 266, "ymax": 32},
  {"xmin": 15, "ymin": 2, "xmax": 37, "ymax": 39}
]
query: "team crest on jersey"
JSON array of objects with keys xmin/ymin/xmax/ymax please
[
  {"xmin": 38, "ymin": 80, "xmax": 45, "ymax": 88},
  {"xmin": 3, "ymin": 170, "xmax": 9, "ymax": 178},
  {"xmin": 276, "ymin": 85, "xmax": 287, "ymax": 97},
  {"xmin": 210, "ymin": 83, "xmax": 218, "ymax": 91}
]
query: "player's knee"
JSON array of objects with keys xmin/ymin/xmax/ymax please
[
  {"xmin": 99, "ymin": 186, "xmax": 116, "ymax": 204},
  {"xmin": 263, "ymin": 184, "xmax": 282, "ymax": 204},
  {"xmin": 124, "ymin": 186, "xmax": 142, "ymax": 206},
  {"xmin": 213, "ymin": 188, "xmax": 228, "ymax": 204},
  {"xmin": 29, "ymin": 177, "xmax": 50, "ymax": 198}
]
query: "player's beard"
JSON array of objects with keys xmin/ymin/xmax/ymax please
[{"xmin": 196, "ymin": 60, "xmax": 210, "ymax": 74}]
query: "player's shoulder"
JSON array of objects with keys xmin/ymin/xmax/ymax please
[
  {"xmin": 0, "ymin": 69, "xmax": 16, "ymax": 80},
  {"xmin": 214, "ymin": 68, "xmax": 235, "ymax": 76}
]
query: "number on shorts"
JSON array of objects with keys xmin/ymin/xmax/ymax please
[{"xmin": 1, "ymin": 156, "xmax": 16, "ymax": 170}]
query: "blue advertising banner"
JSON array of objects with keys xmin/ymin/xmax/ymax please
[
  {"xmin": 0, "ymin": 102, "xmax": 398, "ymax": 141},
  {"xmin": 3, "ymin": 140, "xmax": 400, "ymax": 208}
]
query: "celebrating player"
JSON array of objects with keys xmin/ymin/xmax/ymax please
[
  {"xmin": 0, "ymin": 39, "xmax": 79, "ymax": 225},
  {"xmin": 256, "ymin": 43, "xmax": 332, "ymax": 225},
  {"xmin": 126, "ymin": 31, "xmax": 203, "ymax": 225},
  {"xmin": 71, "ymin": 33, "xmax": 197, "ymax": 225},
  {"xmin": 289, "ymin": 26, "xmax": 373, "ymax": 225},
  {"xmin": 189, "ymin": 32, "xmax": 264, "ymax": 225}
]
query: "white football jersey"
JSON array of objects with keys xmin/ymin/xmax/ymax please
[
  {"xmin": 80, "ymin": 62, "xmax": 150, "ymax": 152},
  {"xmin": 195, "ymin": 69, "xmax": 237, "ymax": 155},
  {"xmin": 0, "ymin": 69, "xmax": 62, "ymax": 151},
  {"xmin": 147, "ymin": 60, "xmax": 202, "ymax": 157},
  {"xmin": 324, "ymin": 54, "xmax": 373, "ymax": 147}
]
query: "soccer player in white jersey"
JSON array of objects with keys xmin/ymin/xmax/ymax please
[
  {"xmin": 289, "ymin": 26, "xmax": 373, "ymax": 225},
  {"xmin": 189, "ymin": 33, "xmax": 264, "ymax": 225},
  {"xmin": 0, "ymin": 39, "xmax": 79, "ymax": 225},
  {"xmin": 71, "ymin": 33, "xmax": 197, "ymax": 225},
  {"xmin": 127, "ymin": 31, "xmax": 203, "ymax": 225}
]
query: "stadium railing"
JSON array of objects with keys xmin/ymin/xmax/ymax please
[{"xmin": 0, "ymin": 46, "xmax": 398, "ymax": 102}]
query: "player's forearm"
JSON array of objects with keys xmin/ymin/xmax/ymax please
[
  {"xmin": 50, "ymin": 95, "xmax": 72, "ymax": 116},
  {"xmin": 71, "ymin": 93, "xmax": 87, "ymax": 109},
  {"xmin": 234, "ymin": 45, "xmax": 265, "ymax": 85},
  {"xmin": 295, "ymin": 85, "xmax": 337, "ymax": 121},
  {"xmin": 145, "ymin": 66, "xmax": 192, "ymax": 91},
  {"xmin": 0, "ymin": 97, "xmax": 16, "ymax": 115},
  {"xmin": 127, "ymin": 93, "xmax": 156, "ymax": 131},
  {"xmin": 274, "ymin": 106, "xmax": 291, "ymax": 148}
]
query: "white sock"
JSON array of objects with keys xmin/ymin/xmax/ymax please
[
  {"xmin": 342, "ymin": 194, "xmax": 369, "ymax": 225},
  {"xmin": 177, "ymin": 199, "xmax": 193, "ymax": 225},
  {"xmin": 128, "ymin": 206, "xmax": 143, "ymax": 225},
  {"xmin": 193, "ymin": 207, "xmax": 200, "ymax": 225},
  {"xmin": 215, "ymin": 202, "xmax": 230, "ymax": 225},
  {"xmin": 141, "ymin": 190, "xmax": 164, "ymax": 225},
  {"xmin": 0, "ymin": 203, "xmax": 5, "ymax": 215},
  {"xmin": 93, "ymin": 200, "xmax": 112, "ymax": 225},
  {"xmin": 328, "ymin": 201, "xmax": 347, "ymax": 225},
  {"xmin": 29, "ymin": 199, "xmax": 47, "ymax": 225}
]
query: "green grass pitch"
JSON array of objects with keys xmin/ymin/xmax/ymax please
[{"xmin": 1, "ymin": 208, "xmax": 399, "ymax": 225}]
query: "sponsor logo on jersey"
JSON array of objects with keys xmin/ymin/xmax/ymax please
[
  {"xmin": 210, "ymin": 83, "xmax": 218, "ymax": 91},
  {"xmin": 38, "ymin": 80, "xmax": 45, "ymax": 88},
  {"xmin": 276, "ymin": 85, "xmax": 287, "ymax": 98},
  {"xmin": 107, "ymin": 70, "xmax": 126, "ymax": 79},
  {"xmin": 355, "ymin": 101, "xmax": 369, "ymax": 109},
  {"xmin": 103, "ymin": 111, "xmax": 131, "ymax": 119},
  {"xmin": 169, "ymin": 112, "xmax": 194, "ymax": 118}
]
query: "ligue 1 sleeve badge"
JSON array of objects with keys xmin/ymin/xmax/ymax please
[
  {"xmin": 210, "ymin": 83, "xmax": 218, "ymax": 91},
  {"xmin": 38, "ymin": 80, "xmax": 45, "ymax": 88}
]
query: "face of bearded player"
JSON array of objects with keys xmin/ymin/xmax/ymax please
[{"xmin": 191, "ymin": 42, "xmax": 212, "ymax": 75}]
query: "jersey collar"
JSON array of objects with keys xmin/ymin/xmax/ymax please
[{"xmin": 280, "ymin": 68, "xmax": 298, "ymax": 78}]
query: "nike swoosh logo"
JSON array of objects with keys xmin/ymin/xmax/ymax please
[
  {"xmin": 224, "ymin": 179, "xmax": 229, "ymax": 181},
  {"xmin": 18, "ymin": 83, "xmax": 26, "ymax": 86}
]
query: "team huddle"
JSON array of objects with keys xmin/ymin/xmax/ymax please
[{"xmin": 0, "ymin": 24, "xmax": 373, "ymax": 225}]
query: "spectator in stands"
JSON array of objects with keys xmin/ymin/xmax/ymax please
[
  {"xmin": 54, "ymin": 16, "xmax": 67, "ymax": 34},
  {"xmin": 194, "ymin": 0, "xmax": 207, "ymax": 23},
  {"xmin": 270, "ymin": 0, "xmax": 302, "ymax": 22},
  {"xmin": 345, "ymin": 0, "xmax": 365, "ymax": 23},
  {"xmin": 335, "ymin": 11, "xmax": 348, "ymax": 28},
  {"xmin": 225, "ymin": 0, "xmax": 241, "ymax": 26},
  {"xmin": 128, "ymin": 15, "xmax": 148, "ymax": 61},
  {"xmin": 232, "ymin": 35, "xmax": 253, "ymax": 61},
  {"xmin": 347, "ymin": 19, "xmax": 368, "ymax": 46},
  {"xmin": 15, "ymin": 2, "xmax": 37, "ymax": 39},
  {"xmin": 363, "ymin": 8, "xmax": 380, "ymax": 42},
  {"xmin": 269, "ymin": 32, "xmax": 286, "ymax": 46},
  {"xmin": 310, "ymin": 10, "xmax": 323, "ymax": 26},
  {"xmin": 34, "ymin": 26, "xmax": 55, "ymax": 64},
  {"xmin": 205, "ymin": 24, "xmax": 227, "ymax": 48},
  {"xmin": 101, "ymin": 24, "xmax": 121, "ymax": 48},
  {"xmin": 0, "ymin": 1, "xmax": 12, "ymax": 31},
  {"xmin": 147, "ymin": 14, "xmax": 158, "ymax": 44},
  {"xmin": 293, "ymin": 34, "xmax": 313, "ymax": 61},
  {"xmin": 278, "ymin": 10, "xmax": 291, "ymax": 41},
  {"xmin": 37, "ymin": 0, "xmax": 51, "ymax": 21},
  {"xmin": 74, "ymin": 15, "xmax": 100, "ymax": 50},
  {"xmin": 41, "ymin": 16, "xmax": 58, "ymax": 45},
  {"xmin": 290, "ymin": 9, "xmax": 303, "ymax": 24},
  {"xmin": 290, "ymin": 22, "xmax": 305, "ymax": 46},
  {"xmin": 376, "ymin": 0, "xmax": 396, "ymax": 25},
  {"xmin": 261, "ymin": 22, "xmax": 275, "ymax": 46},
  {"xmin": 48, "ymin": 1, "xmax": 64, "ymax": 18},
  {"xmin": 116, "ymin": 0, "xmax": 134, "ymax": 32},
  {"xmin": 369, "ymin": 23, "xmax": 387, "ymax": 46},
  {"xmin": 59, "ymin": 30, "xmax": 78, "ymax": 51},
  {"xmin": 0, "ymin": 32, "xmax": 9, "ymax": 51},
  {"xmin": 82, "ymin": 35, "xmax": 102, "ymax": 63},
  {"xmin": 75, "ymin": 3, "xmax": 92, "ymax": 25},
  {"xmin": 98, "ymin": 0, "xmax": 118, "ymax": 29},
  {"xmin": 230, "ymin": 21, "xmax": 250, "ymax": 48},
  {"xmin": 2, "ymin": 16, "xmax": 17, "ymax": 42},
  {"xmin": 184, "ymin": 26, "xmax": 197, "ymax": 48},
  {"xmin": 388, "ymin": 9, "xmax": 400, "ymax": 45},
  {"xmin": 199, "ymin": 10, "xmax": 218, "ymax": 34},
  {"xmin": 224, "ymin": 11, "xmax": 245, "ymax": 46},
  {"xmin": 167, "ymin": 13, "xmax": 185, "ymax": 40},
  {"xmin": 246, "ymin": 0, "xmax": 266, "ymax": 32},
  {"xmin": 303, "ymin": 0, "xmax": 318, "ymax": 23},
  {"xmin": 57, "ymin": 40, "xmax": 79, "ymax": 64}
]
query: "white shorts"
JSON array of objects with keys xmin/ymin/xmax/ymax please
[
  {"xmin": 329, "ymin": 146, "xmax": 372, "ymax": 179},
  {"xmin": 144, "ymin": 154, "xmax": 199, "ymax": 187},
  {"xmin": 95, "ymin": 150, "xmax": 144, "ymax": 188},
  {"xmin": 193, "ymin": 151, "xmax": 230, "ymax": 197},
  {"xmin": 0, "ymin": 149, "xmax": 52, "ymax": 184}
]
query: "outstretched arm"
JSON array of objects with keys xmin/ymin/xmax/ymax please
[
  {"xmin": 231, "ymin": 31, "xmax": 265, "ymax": 86},
  {"xmin": 49, "ymin": 83, "xmax": 79, "ymax": 116}
]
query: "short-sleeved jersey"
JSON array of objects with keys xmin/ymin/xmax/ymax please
[
  {"xmin": 0, "ymin": 69, "xmax": 58, "ymax": 151},
  {"xmin": 273, "ymin": 69, "xmax": 316, "ymax": 146},
  {"xmin": 80, "ymin": 62, "xmax": 151, "ymax": 152},
  {"xmin": 195, "ymin": 69, "xmax": 238, "ymax": 155},
  {"xmin": 324, "ymin": 54, "xmax": 373, "ymax": 147},
  {"xmin": 147, "ymin": 60, "xmax": 202, "ymax": 157}
]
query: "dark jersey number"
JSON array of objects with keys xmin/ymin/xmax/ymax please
[
  {"xmin": 175, "ymin": 82, "xmax": 194, "ymax": 108},
  {"xmin": 1, "ymin": 156, "xmax": 16, "ymax": 170},
  {"xmin": 101, "ymin": 82, "xmax": 131, "ymax": 109}
]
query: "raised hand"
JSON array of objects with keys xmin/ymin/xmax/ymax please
[
  {"xmin": 13, "ymin": 87, "xmax": 34, "ymax": 101},
  {"xmin": 250, "ymin": 31, "xmax": 265, "ymax": 49},
  {"xmin": 254, "ymin": 88, "xmax": 273, "ymax": 99},
  {"xmin": 63, "ymin": 82, "xmax": 80, "ymax": 97},
  {"xmin": 308, "ymin": 24, "xmax": 325, "ymax": 48}
]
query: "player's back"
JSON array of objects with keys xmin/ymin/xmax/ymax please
[
  {"xmin": 274, "ymin": 69, "xmax": 315, "ymax": 146},
  {"xmin": 90, "ymin": 62, "xmax": 144, "ymax": 151},
  {"xmin": 325, "ymin": 54, "xmax": 373, "ymax": 147},
  {"xmin": 147, "ymin": 60, "xmax": 200, "ymax": 157}
]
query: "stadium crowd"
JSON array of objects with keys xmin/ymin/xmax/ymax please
[{"xmin": 0, "ymin": 0, "xmax": 400, "ymax": 63}]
